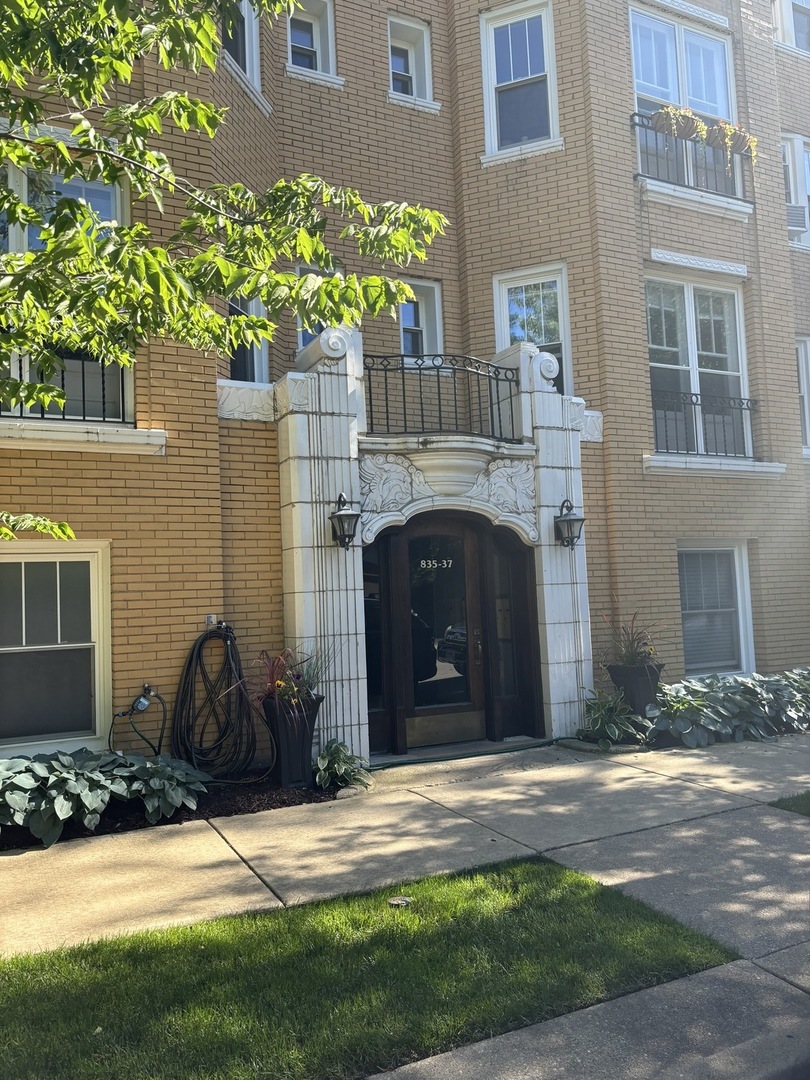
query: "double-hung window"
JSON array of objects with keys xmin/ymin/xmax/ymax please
[
  {"xmin": 0, "ymin": 167, "xmax": 128, "ymax": 424},
  {"xmin": 646, "ymin": 280, "xmax": 752, "ymax": 458},
  {"xmin": 678, "ymin": 545, "xmax": 753, "ymax": 675},
  {"xmin": 782, "ymin": 137, "xmax": 810, "ymax": 245},
  {"xmin": 287, "ymin": 0, "xmax": 338, "ymax": 81},
  {"xmin": 480, "ymin": 1, "xmax": 557, "ymax": 159},
  {"xmin": 0, "ymin": 542, "xmax": 111, "ymax": 749},
  {"xmin": 774, "ymin": 0, "xmax": 810, "ymax": 53},
  {"xmin": 399, "ymin": 281, "xmax": 443, "ymax": 357},
  {"xmin": 493, "ymin": 265, "xmax": 569, "ymax": 393},
  {"xmin": 630, "ymin": 9, "xmax": 738, "ymax": 197},
  {"xmin": 798, "ymin": 339, "xmax": 810, "ymax": 447},
  {"xmin": 222, "ymin": 0, "xmax": 261, "ymax": 89},
  {"xmin": 227, "ymin": 297, "xmax": 269, "ymax": 382},
  {"xmin": 388, "ymin": 16, "xmax": 435, "ymax": 106}
]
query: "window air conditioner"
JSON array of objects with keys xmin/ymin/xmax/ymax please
[{"xmin": 787, "ymin": 203, "xmax": 809, "ymax": 237}]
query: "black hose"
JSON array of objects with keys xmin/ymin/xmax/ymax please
[{"xmin": 171, "ymin": 623, "xmax": 276, "ymax": 781}]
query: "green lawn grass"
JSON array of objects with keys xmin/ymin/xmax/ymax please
[
  {"xmin": 1, "ymin": 858, "xmax": 734, "ymax": 1080},
  {"xmin": 770, "ymin": 789, "xmax": 810, "ymax": 817}
]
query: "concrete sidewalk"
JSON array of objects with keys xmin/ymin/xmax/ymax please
[{"xmin": 2, "ymin": 735, "xmax": 808, "ymax": 1076}]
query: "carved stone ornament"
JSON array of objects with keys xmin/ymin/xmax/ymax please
[
  {"xmin": 359, "ymin": 453, "xmax": 434, "ymax": 515},
  {"xmin": 581, "ymin": 410, "xmax": 604, "ymax": 443},
  {"xmin": 217, "ymin": 382, "xmax": 276, "ymax": 423},
  {"xmin": 273, "ymin": 375, "xmax": 312, "ymax": 417},
  {"xmin": 467, "ymin": 459, "xmax": 538, "ymax": 538},
  {"xmin": 319, "ymin": 326, "xmax": 353, "ymax": 359}
]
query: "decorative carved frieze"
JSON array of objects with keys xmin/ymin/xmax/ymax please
[
  {"xmin": 359, "ymin": 453, "xmax": 434, "ymax": 514},
  {"xmin": 217, "ymin": 382, "xmax": 276, "ymax": 422},
  {"xmin": 467, "ymin": 459, "xmax": 538, "ymax": 540},
  {"xmin": 581, "ymin": 410, "xmax": 604, "ymax": 443},
  {"xmin": 273, "ymin": 375, "xmax": 312, "ymax": 418}
]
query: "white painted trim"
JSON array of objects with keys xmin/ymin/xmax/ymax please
[
  {"xmin": 643, "ymin": 453, "xmax": 786, "ymax": 477},
  {"xmin": 479, "ymin": 0, "xmax": 559, "ymax": 159},
  {"xmin": 798, "ymin": 338, "xmax": 810, "ymax": 449},
  {"xmin": 641, "ymin": 0, "xmax": 728, "ymax": 29},
  {"xmin": 638, "ymin": 177, "xmax": 754, "ymax": 221},
  {"xmin": 480, "ymin": 138, "xmax": 565, "ymax": 168},
  {"xmin": 221, "ymin": 51, "xmax": 272, "ymax": 115},
  {"xmin": 388, "ymin": 13, "xmax": 434, "ymax": 104},
  {"xmin": 803, "ymin": 446, "xmax": 810, "ymax": 460},
  {"xmin": 386, "ymin": 91, "xmax": 441, "ymax": 113},
  {"xmin": 284, "ymin": 63, "xmax": 345, "ymax": 89},
  {"xmin": 775, "ymin": 40, "xmax": 810, "ymax": 60},
  {"xmin": 0, "ymin": 420, "xmax": 167, "ymax": 455},
  {"xmin": 649, "ymin": 249, "xmax": 748, "ymax": 276},
  {"xmin": 0, "ymin": 540, "xmax": 112, "ymax": 754},
  {"xmin": 493, "ymin": 262, "xmax": 572, "ymax": 394},
  {"xmin": 676, "ymin": 539, "xmax": 756, "ymax": 675},
  {"xmin": 399, "ymin": 279, "xmax": 444, "ymax": 356}
]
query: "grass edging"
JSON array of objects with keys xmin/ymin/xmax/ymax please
[
  {"xmin": 1, "ymin": 856, "xmax": 735, "ymax": 1080},
  {"xmin": 769, "ymin": 789, "xmax": 810, "ymax": 817}
]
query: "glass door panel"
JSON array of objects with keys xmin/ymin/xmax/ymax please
[{"xmin": 409, "ymin": 536, "xmax": 468, "ymax": 707}]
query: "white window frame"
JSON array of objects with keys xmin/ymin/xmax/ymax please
[
  {"xmin": 798, "ymin": 338, "xmax": 810, "ymax": 450},
  {"xmin": 493, "ymin": 263, "xmax": 571, "ymax": 393},
  {"xmin": 398, "ymin": 280, "xmax": 443, "ymax": 358},
  {"xmin": 387, "ymin": 15, "xmax": 436, "ymax": 109},
  {"xmin": 0, "ymin": 164, "xmax": 133, "ymax": 424},
  {"xmin": 0, "ymin": 540, "xmax": 112, "ymax": 755},
  {"xmin": 480, "ymin": 0, "xmax": 560, "ymax": 162},
  {"xmin": 774, "ymin": 0, "xmax": 810, "ymax": 54},
  {"xmin": 677, "ymin": 540, "xmax": 755, "ymax": 676},
  {"xmin": 286, "ymin": 0, "xmax": 342, "ymax": 86},
  {"xmin": 225, "ymin": 296, "xmax": 269, "ymax": 383},
  {"xmin": 222, "ymin": 0, "xmax": 262, "ymax": 90},
  {"xmin": 646, "ymin": 276, "xmax": 751, "ymax": 456},
  {"xmin": 782, "ymin": 136, "xmax": 810, "ymax": 246}
]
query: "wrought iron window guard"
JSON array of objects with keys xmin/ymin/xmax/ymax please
[
  {"xmin": 651, "ymin": 390, "xmax": 756, "ymax": 458},
  {"xmin": 0, "ymin": 354, "xmax": 128, "ymax": 424},
  {"xmin": 631, "ymin": 113, "xmax": 750, "ymax": 201}
]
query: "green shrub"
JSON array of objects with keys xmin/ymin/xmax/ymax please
[
  {"xmin": 577, "ymin": 688, "xmax": 653, "ymax": 750},
  {"xmin": 655, "ymin": 669, "xmax": 810, "ymax": 749},
  {"xmin": 314, "ymin": 739, "xmax": 371, "ymax": 790},
  {"xmin": 0, "ymin": 749, "xmax": 210, "ymax": 848}
]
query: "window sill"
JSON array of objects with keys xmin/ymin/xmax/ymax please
[
  {"xmin": 221, "ymin": 52, "xmax": 273, "ymax": 116},
  {"xmin": 643, "ymin": 453, "xmax": 786, "ymax": 478},
  {"xmin": 775, "ymin": 41, "xmax": 810, "ymax": 61},
  {"xmin": 386, "ymin": 91, "xmax": 441, "ymax": 114},
  {"xmin": 789, "ymin": 239, "xmax": 810, "ymax": 252},
  {"xmin": 802, "ymin": 446, "xmax": 810, "ymax": 460},
  {"xmin": 0, "ymin": 732, "xmax": 106, "ymax": 758},
  {"xmin": 284, "ymin": 64, "xmax": 345, "ymax": 89},
  {"xmin": 0, "ymin": 419, "xmax": 167, "ymax": 455},
  {"xmin": 638, "ymin": 177, "xmax": 754, "ymax": 222},
  {"xmin": 217, "ymin": 379, "xmax": 275, "ymax": 422},
  {"xmin": 480, "ymin": 137, "xmax": 565, "ymax": 168}
]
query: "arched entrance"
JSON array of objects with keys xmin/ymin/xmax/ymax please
[{"xmin": 363, "ymin": 512, "xmax": 543, "ymax": 753}]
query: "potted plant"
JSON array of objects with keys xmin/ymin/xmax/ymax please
[
  {"xmin": 603, "ymin": 614, "xmax": 664, "ymax": 718},
  {"xmin": 649, "ymin": 105, "xmax": 707, "ymax": 143},
  {"xmin": 253, "ymin": 647, "xmax": 326, "ymax": 789},
  {"xmin": 704, "ymin": 119, "xmax": 758, "ymax": 168}
]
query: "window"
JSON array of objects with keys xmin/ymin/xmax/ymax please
[
  {"xmin": 399, "ymin": 281, "xmax": 443, "ymax": 356},
  {"xmin": 782, "ymin": 137, "xmax": 810, "ymax": 245},
  {"xmin": 222, "ymin": 0, "xmax": 261, "ymax": 88},
  {"xmin": 647, "ymin": 280, "xmax": 751, "ymax": 457},
  {"xmin": 0, "ymin": 543, "xmax": 110, "ymax": 748},
  {"xmin": 493, "ymin": 265, "xmax": 569, "ymax": 393},
  {"xmin": 678, "ymin": 545, "xmax": 753, "ymax": 675},
  {"xmin": 227, "ymin": 297, "xmax": 269, "ymax": 382},
  {"xmin": 295, "ymin": 267, "xmax": 326, "ymax": 351},
  {"xmin": 798, "ymin": 339, "xmax": 810, "ymax": 446},
  {"xmin": 287, "ymin": 0, "xmax": 337, "ymax": 79},
  {"xmin": 774, "ymin": 0, "xmax": 810, "ymax": 53},
  {"xmin": 388, "ymin": 16, "xmax": 434, "ymax": 104},
  {"xmin": 480, "ymin": 0, "xmax": 557, "ymax": 158},
  {"xmin": 631, "ymin": 9, "xmax": 737, "ymax": 196},
  {"xmin": 0, "ymin": 167, "xmax": 128, "ymax": 423}
]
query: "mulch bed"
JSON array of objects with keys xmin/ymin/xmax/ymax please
[{"xmin": 0, "ymin": 776, "xmax": 336, "ymax": 852}]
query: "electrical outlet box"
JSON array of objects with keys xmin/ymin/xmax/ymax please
[{"xmin": 205, "ymin": 614, "xmax": 217, "ymax": 627}]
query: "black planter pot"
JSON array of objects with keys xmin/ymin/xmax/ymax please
[
  {"xmin": 263, "ymin": 694, "xmax": 324, "ymax": 789},
  {"xmin": 607, "ymin": 664, "xmax": 664, "ymax": 717}
]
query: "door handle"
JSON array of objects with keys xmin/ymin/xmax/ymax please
[{"xmin": 474, "ymin": 635, "xmax": 482, "ymax": 665}]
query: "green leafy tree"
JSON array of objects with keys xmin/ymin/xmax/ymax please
[{"xmin": 0, "ymin": 0, "xmax": 446, "ymax": 537}]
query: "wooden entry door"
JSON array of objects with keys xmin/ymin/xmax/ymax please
[{"xmin": 365, "ymin": 514, "xmax": 542, "ymax": 753}]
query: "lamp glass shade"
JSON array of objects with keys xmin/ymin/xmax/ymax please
[
  {"xmin": 553, "ymin": 500, "xmax": 585, "ymax": 548},
  {"xmin": 329, "ymin": 494, "xmax": 361, "ymax": 549}
]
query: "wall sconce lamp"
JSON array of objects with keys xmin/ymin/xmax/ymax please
[
  {"xmin": 553, "ymin": 499, "xmax": 585, "ymax": 548},
  {"xmin": 329, "ymin": 493, "xmax": 361, "ymax": 549}
]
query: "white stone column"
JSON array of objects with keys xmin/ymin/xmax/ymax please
[{"xmin": 274, "ymin": 328, "xmax": 368, "ymax": 759}]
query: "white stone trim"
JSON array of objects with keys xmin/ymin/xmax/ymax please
[
  {"xmin": 649, "ymin": 249, "xmax": 748, "ymax": 277},
  {"xmin": 775, "ymin": 41, "xmax": 810, "ymax": 61},
  {"xmin": 639, "ymin": 177, "xmax": 754, "ymax": 222},
  {"xmin": 386, "ymin": 91, "xmax": 441, "ymax": 113},
  {"xmin": 581, "ymin": 410, "xmax": 604, "ymax": 442},
  {"xmin": 642, "ymin": 0, "xmax": 728, "ymax": 29},
  {"xmin": 480, "ymin": 138, "xmax": 565, "ymax": 168},
  {"xmin": 221, "ymin": 52, "xmax": 273, "ymax": 116},
  {"xmin": 643, "ymin": 453, "xmax": 786, "ymax": 477},
  {"xmin": 217, "ymin": 380, "xmax": 275, "ymax": 422},
  {"xmin": 0, "ymin": 420, "xmax": 166, "ymax": 455},
  {"xmin": 284, "ymin": 64, "xmax": 345, "ymax": 89}
]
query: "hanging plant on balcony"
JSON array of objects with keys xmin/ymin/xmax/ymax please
[
  {"xmin": 648, "ymin": 106, "xmax": 708, "ymax": 143},
  {"xmin": 705, "ymin": 119, "xmax": 758, "ymax": 170}
]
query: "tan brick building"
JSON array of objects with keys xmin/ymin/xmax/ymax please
[{"xmin": 2, "ymin": 0, "xmax": 809, "ymax": 763}]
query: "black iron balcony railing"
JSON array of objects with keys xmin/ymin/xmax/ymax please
[
  {"xmin": 632, "ymin": 113, "xmax": 749, "ymax": 201},
  {"xmin": 0, "ymin": 353, "xmax": 127, "ymax": 423},
  {"xmin": 363, "ymin": 353, "xmax": 521, "ymax": 442},
  {"xmin": 652, "ymin": 390, "xmax": 755, "ymax": 458}
]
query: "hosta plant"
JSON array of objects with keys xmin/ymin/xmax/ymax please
[
  {"xmin": 577, "ymin": 688, "xmax": 654, "ymax": 751},
  {"xmin": 314, "ymin": 739, "xmax": 371, "ymax": 790}
]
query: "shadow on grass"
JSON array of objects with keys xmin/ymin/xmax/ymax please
[{"xmin": 0, "ymin": 857, "xmax": 734, "ymax": 1080}]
